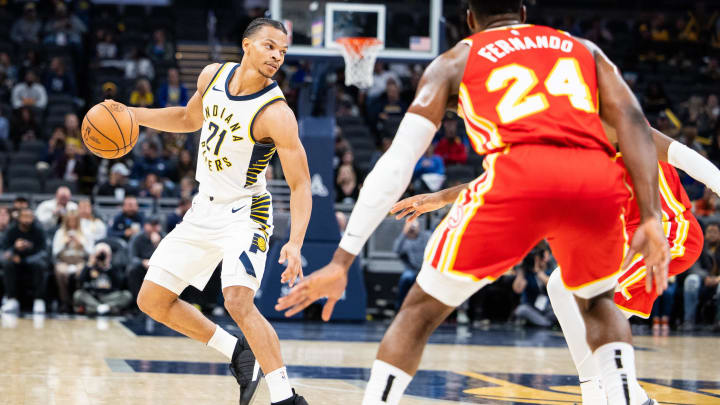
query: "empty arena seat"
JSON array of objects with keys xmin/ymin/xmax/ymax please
[{"xmin": 8, "ymin": 177, "xmax": 42, "ymax": 193}]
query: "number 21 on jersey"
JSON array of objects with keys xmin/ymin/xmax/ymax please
[{"xmin": 487, "ymin": 57, "xmax": 595, "ymax": 124}]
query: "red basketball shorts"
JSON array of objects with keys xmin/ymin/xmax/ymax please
[
  {"xmin": 417, "ymin": 144, "xmax": 630, "ymax": 307},
  {"xmin": 614, "ymin": 210, "xmax": 703, "ymax": 318}
]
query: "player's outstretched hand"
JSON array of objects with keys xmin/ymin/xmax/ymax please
[
  {"xmin": 279, "ymin": 242, "xmax": 303, "ymax": 287},
  {"xmin": 391, "ymin": 192, "xmax": 448, "ymax": 223},
  {"xmin": 275, "ymin": 262, "xmax": 348, "ymax": 321},
  {"xmin": 622, "ymin": 218, "xmax": 671, "ymax": 294}
]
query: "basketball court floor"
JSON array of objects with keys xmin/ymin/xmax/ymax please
[{"xmin": 1, "ymin": 314, "xmax": 718, "ymax": 405}]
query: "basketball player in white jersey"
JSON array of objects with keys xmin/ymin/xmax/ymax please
[{"xmin": 128, "ymin": 19, "xmax": 311, "ymax": 405}]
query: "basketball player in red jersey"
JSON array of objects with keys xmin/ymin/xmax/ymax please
[
  {"xmin": 392, "ymin": 126, "xmax": 720, "ymax": 404},
  {"xmin": 277, "ymin": 1, "xmax": 670, "ymax": 404}
]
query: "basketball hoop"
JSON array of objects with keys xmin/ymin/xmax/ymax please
[{"xmin": 336, "ymin": 37, "xmax": 382, "ymax": 89}]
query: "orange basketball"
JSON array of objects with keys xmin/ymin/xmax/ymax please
[{"xmin": 81, "ymin": 100, "xmax": 139, "ymax": 159}]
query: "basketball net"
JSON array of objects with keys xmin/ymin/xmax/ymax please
[{"xmin": 336, "ymin": 37, "xmax": 382, "ymax": 89}]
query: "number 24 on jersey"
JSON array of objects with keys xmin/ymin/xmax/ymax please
[{"xmin": 487, "ymin": 57, "xmax": 596, "ymax": 124}]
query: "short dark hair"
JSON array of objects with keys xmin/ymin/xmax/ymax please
[
  {"xmin": 467, "ymin": 0, "xmax": 522, "ymax": 19},
  {"xmin": 243, "ymin": 18, "xmax": 287, "ymax": 40},
  {"xmin": 14, "ymin": 196, "xmax": 29, "ymax": 205}
]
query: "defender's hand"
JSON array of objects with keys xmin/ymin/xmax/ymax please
[
  {"xmin": 276, "ymin": 262, "xmax": 348, "ymax": 321},
  {"xmin": 391, "ymin": 192, "xmax": 448, "ymax": 222},
  {"xmin": 279, "ymin": 242, "xmax": 303, "ymax": 287},
  {"xmin": 622, "ymin": 218, "xmax": 670, "ymax": 294}
]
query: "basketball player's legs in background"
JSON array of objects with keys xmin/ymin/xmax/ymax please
[{"xmin": 547, "ymin": 210, "xmax": 704, "ymax": 405}]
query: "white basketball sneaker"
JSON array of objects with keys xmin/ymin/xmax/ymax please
[
  {"xmin": 33, "ymin": 299, "xmax": 46, "ymax": 314},
  {"xmin": 1, "ymin": 298, "xmax": 19, "ymax": 313}
]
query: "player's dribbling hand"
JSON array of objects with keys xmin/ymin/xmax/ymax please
[
  {"xmin": 622, "ymin": 218, "xmax": 671, "ymax": 294},
  {"xmin": 279, "ymin": 242, "xmax": 303, "ymax": 287},
  {"xmin": 275, "ymin": 261, "xmax": 348, "ymax": 321},
  {"xmin": 391, "ymin": 192, "xmax": 448, "ymax": 223}
]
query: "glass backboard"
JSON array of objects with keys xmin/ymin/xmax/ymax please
[{"xmin": 270, "ymin": 0, "xmax": 441, "ymax": 61}]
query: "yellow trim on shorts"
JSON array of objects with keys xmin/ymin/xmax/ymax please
[
  {"xmin": 615, "ymin": 303, "xmax": 651, "ymax": 319},
  {"xmin": 437, "ymin": 147, "xmax": 505, "ymax": 274}
]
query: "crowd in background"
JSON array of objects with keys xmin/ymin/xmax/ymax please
[{"xmin": 0, "ymin": 0, "xmax": 717, "ymax": 332}]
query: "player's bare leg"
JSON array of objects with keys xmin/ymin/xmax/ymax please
[
  {"xmin": 224, "ymin": 286, "xmax": 296, "ymax": 403},
  {"xmin": 224, "ymin": 286, "xmax": 284, "ymax": 371},
  {"xmin": 362, "ymin": 283, "xmax": 454, "ymax": 405},
  {"xmin": 575, "ymin": 290, "xmax": 652, "ymax": 405},
  {"xmin": 137, "ymin": 280, "xmax": 217, "ymax": 342}
]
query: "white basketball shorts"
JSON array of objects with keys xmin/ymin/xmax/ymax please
[{"xmin": 146, "ymin": 192, "xmax": 273, "ymax": 295}]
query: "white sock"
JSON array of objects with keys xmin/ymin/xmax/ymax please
[
  {"xmin": 266, "ymin": 366, "xmax": 293, "ymax": 403},
  {"xmin": 594, "ymin": 342, "xmax": 647, "ymax": 405},
  {"xmin": 546, "ymin": 269, "xmax": 606, "ymax": 404},
  {"xmin": 362, "ymin": 360, "xmax": 412, "ymax": 405},
  {"xmin": 206, "ymin": 325, "xmax": 237, "ymax": 361}
]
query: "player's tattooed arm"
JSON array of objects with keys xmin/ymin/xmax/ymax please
[
  {"xmin": 256, "ymin": 101, "xmax": 311, "ymax": 286},
  {"xmin": 129, "ymin": 63, "xmax": 221, "ymax": 133}
]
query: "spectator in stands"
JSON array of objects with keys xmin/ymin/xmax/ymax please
[
  {"xmin": 0, "ymin": 207, "xmax": 10, "ymax": 234},
  {"xmin": 0, "ymin": 208, "xmax": 48, "ymax": 313},
  {"xmin": 414, "ymin": 144, "xmax": 445, "ymax": 179},
  {"xmin": 683, "ymin": 222, "xmax": 720, "ymax": 331},
  {"xmin": 369, "ymin": 136, "xmax": 392, "ymax": 170},
  {"xmin": 375, "ymin": 79, "xmax": 408, "ymax": 135},
  {"xmin": 43, "ymin": 2, "xmax": 86, "ymax": 47},
  {"xmin": 44, "ymin": 126, "xmax": 66, "ymax": 165},
  {"xmin": 394, "ymin": 219, "xmax": 432, "ymax": 308},
  {"xmin": 36, "ymin": 186, "xmax": 78, "ymax": 230},
  {"xmin": 693, "ymin": 188, "xmax": 718, "ymax": 218},
  {"xmin": 130, "ymin": 142, "xmax": 167, "ymax": 180},
  {"xmin": 434, "ymin": 114, "xmax": 468, "ymax": 166},
  {"xmin": 44, "ymin": 57, "xmax": 77, "ymax": 96},
  {"xmin": 643, "ymin": 82, "xmax": 670, "ymax": 115},
  {"xmin": 10, "ymin": 196, "xmax": 29, "ymax": 222},
  {"xmin": 0, "ymin": 105, "xmax": 10, "ymax": 149},
  {"xmin": 109, "ymin": 196, "xmax": 144, "ymax": 241},
  {"xmin": 11, "ymin": 70, "xmax": 47, "ymax": 111},
  {"xmin": 97, "ymin": 162, "xmax": 135, "ymax": 199},
  {"xmin": 53, "ymin": 210, "xmax": 92, "ymax": 312},
  {"xmin": 334, "ymin": 134, "xmax": 351, "ymax": 170},
  {"xmin": 335, "ymin": 150, "xmax": 359, "ymax": 204},
  {"xmin": 77, "ymin": 198, "xmax": 106, "ymax": 243},
  {"xmin": 367, "ymin": 63, "xmax": 401, "ymax": 102},
  {"xmin": 101, "ymin": 81, "xmax": 118, "ymax": 101},
  {"xmin": 63, "ymin": 113, "xmax": 81, "ymax": 142},
  {"xmin": 511, "ymin": 244, "xmax": 556, "ymax": 327},
  {"xmin": 655, "ymin": 110, "xmax": 680, "ymax": 138},
  {"xmin": 166, "ymin": 197, "xmax": 191, "ymax": 233},
  {"xmin": 95, "ymin": 30, "xmax": 119, "ymax": 60},
  {"xmin": 10, "ymin": 3, "xmax": 41, "ymax": 45},
  {"xmin": 161, "ymin": 131, "xmax": 189, "ymax": 166},
  {"xmin": 156, "ymin": 68, "xmax": 188, "ymax": 108},
  {"xmin": 176, "ymin": 149, "xmax": 195, "ymax": 181},
  {"xmin": 51, "ymin": 137, "xmax": 84, "ymax": 180},
  {"xmin": 138, "ymin": 173, "xmax": 172, "ymax": 199},
  {"xmin": 146, "ymin": 29, "xmax": 175, "ymax": 63},
  {"xmin": 129, "ymin": 78, "xmax": 154, "ymax": 108},
  {"xmin": 701, "ymin": 57, "xmax": 720, "ymax": 82},
  {"xmin": 125, "ymin": 48, "xmax": 154, "ymax": 81},
  {"xmin": 0, "ymin": 52, "xmax": 18, "ymax": 87},
  {"xmin": 178, "ymin": 176, "xmax": 197, "ymax": 200},
  {"xmin": 73, "ymin": 243, "xmax": 133, "ymax": 315},
  {"xmin": 651, "ymin": 276, "xmax": 677, "ymax": 335},
  {"xmin": 126, "ymin": 216, "xmax": 163, "ymax": 298},
  {"xmin": 10, "ymin": 106, "xmax": 39, "ymax": 147}
]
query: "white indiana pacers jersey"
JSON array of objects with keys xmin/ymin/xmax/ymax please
[{"xmin": 196, "ymin": 61, "xmax": 284, "ymax": 202}]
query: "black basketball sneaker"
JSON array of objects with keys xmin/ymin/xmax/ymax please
[
  {"xmin": 229, "ymin": 335, "xmax": 263, "ymax": 405},
  {"xmin": 272, "ymin": 389, "xmax": 309, "ymax": 405}
]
